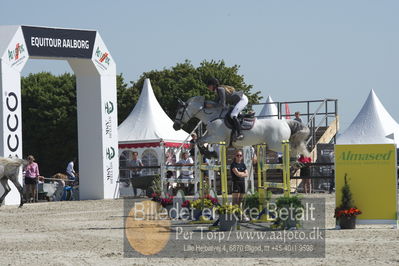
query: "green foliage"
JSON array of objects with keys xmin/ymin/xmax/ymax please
[
  {"xmin": 191, "ymin": 198, "xmax": 214, "ymax": 209},
  {"xmin": 274, "ymin": 195, "xmax": 304, "ymax": 229},
  {"xmin": 340, "ymin": 174, "xmax": 354, "ymax": 210},
  {"xmin": 149, "ymin": 175, "xmax": 162, "ymax": 195},
  {"xmin": 116, "ymin": 73, "xmax": 139, "ymax": 124},
  {"xmin": 22, "ymin": 72, "xmax": 77, "ymax": 177},
  {"xmin": 20, "ymin": 60, "xmax": 259, "ymax": 176},
  {"xmin": 21, "ymin": 72, "xmax": 130, "ymax": 176},
  {"xmin": 243, "ymin": 191, "xmax": 272, "ymax": 210},
  {"xmin": 123, "ymin": 60, "xmax": 262, "ymax": 132},
  {"xmin": 275, "ymin": 195, "xmax": 304, "ymax": 210}
]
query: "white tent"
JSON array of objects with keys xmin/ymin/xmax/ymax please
[
  {"xmin": 118, "ymin": 78, "xmax": 189, "ymax": 196},
  {"xmin": 337, "ymin": 89, "xmax": 399, "ymax": 146},
  {"xmin": 259, "ymin": 95, "xmax": 278, "ymax": 119},
  {"xmin": 118, "ymin": 78, "xmax": 189, "ymax": 145}
]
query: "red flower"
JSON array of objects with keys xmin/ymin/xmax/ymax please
[
  {"xmin": 160, "ymin": 196, "xmax": 174, "ymax": 207},
  {"xmin": 334, "ymin": 207, "xmax": 362, "ymax": 218},
  {"xmin": 203, "ymin": 194, "xmax": 218, "ymax": 205},
  {"xmin": 182, "ymin": 200, "xmax": 190, "ymax": 208}
]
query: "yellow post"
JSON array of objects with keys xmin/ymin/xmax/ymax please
[
  {"xmin": 196, "ymin": 150, "xmax": 204, "ymax": 210},
  {"xmin": 220, "ymin": 142, "xmax": 228, "ymax": 205},
  {"xmin": 282, "ymin": 141, "xmax": 291, "ymax": 197},
  {"xmin": 257, "ymin": 144, "xmax": 266, "ymax": 210}
]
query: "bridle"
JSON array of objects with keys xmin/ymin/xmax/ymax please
[
  {"xmin": 175, "ymin": 99, "xmax": 190, "ymax": 125},
  {"xmin": 175, "ymin": 98, "xmax": 203, "ymax": 127}
]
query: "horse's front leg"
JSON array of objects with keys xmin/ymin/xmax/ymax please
[
  {"xmin": 10, "ymin": 178, "xmax": 25, "ymax": 207},
  {"xmin": 0, "ymin": 178, "xmax": 11, "ymax": 207}
]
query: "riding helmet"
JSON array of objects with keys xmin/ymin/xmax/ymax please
[{"xmin": 206, "ymin": 77, "xmax": 220, "ymax": 87}]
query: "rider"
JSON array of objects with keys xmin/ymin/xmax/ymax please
[{"xmin": 206, "ymin": 77, "xmax": 248, "ymax": 140}]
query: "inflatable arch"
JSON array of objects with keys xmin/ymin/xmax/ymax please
[{"xmin": 0, "ymin": 25, "xmax": 119, "ymax": 204}]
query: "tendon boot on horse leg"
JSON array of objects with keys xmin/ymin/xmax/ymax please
[{"xmin": 232, "ymin": 116, "xmax": 244, "ymax": 141}]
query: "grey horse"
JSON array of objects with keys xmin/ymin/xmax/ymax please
[
  {"xmin": 0, "ymin": 157, "xmax": 28, "ymax": 207},
  {"xmin": 173, "ymin": 96, "xmax": 310, "ymax": 157}
]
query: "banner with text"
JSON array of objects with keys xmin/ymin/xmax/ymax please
[
  {"xmin": 335, "ymin": 144, "xmax": 398, "ymax": 224},
  {"xmin": 21, "ymin": 26, "xmax": 96, "ymax": 58}
]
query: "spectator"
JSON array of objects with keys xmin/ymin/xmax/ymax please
[
  {"xmin": 24, "ymin": 155, "xmax": 42, "ymax": 203},
  {"xmin": 329, "ymin": 151, "xmax": 335, "ymax": 193},
  {"xmin": 231, "ymin": 150, "xmax": 248, "ymax": 205},
  {"xmin": 129, "ymin": 151, "xmax": 144, "ymax": 197},
  {"xmin": 189, "ymin": 133, "xmax": 197, "ymax": 158},
  {"xmin": 176, "ymin": 151, "xmax": 194, "ymax": 179},
  {"xmin": 66, "ymin": 158, "xmax": 77, "ymax": 181},
  {"xmin": 294, "ymin": 111, "xmax": 303, "ymax": 123},
  {"xmin": 298, "ymin": 154, "xmax": 312, "ymax": 194},
  {"xmin": 165, "ymin": 148, "xmax": 176, "ymax": 179}
]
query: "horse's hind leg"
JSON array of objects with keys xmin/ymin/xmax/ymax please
[
  {"xmin": 0, "ymin": 178, "xmax": 11, "ymax": 207},
  {"xmin": 10, "ymin": 178, "xmax": 25, "ymax": 207}
]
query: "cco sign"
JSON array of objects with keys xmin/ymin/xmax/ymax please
[{"xmin": 6, "ymin": 92, "xmax": 19, "ymax": 154}]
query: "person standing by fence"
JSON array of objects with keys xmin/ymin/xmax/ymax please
[
  {"xmin": 294, "ymin": 111, "xmax": 303, "ymax": 123},
  {"xmin": 66, "ymin": 158, "xmax": 77, "ymax": 181},
  {"xmin": 24, "ymin": 155, "xmax": 41, "ymax": 203},
  {"xmin": 231, "ymin": 150, "xmax": 248, "ymax": 205},
  {"xmin": 298, "ymin": 154, "xmax": 312, "ymax": 193},
  {"xmin": 129, "ymin": 151, "xmax": 143, "ymax": 197}
]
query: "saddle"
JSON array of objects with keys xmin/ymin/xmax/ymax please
[{"xmin": 224, "ymin": 108, "xmax": 256, "ymax": 130}]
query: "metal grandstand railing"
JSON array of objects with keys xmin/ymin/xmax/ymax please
[{"xmin": 252, "ymin": 98, "xmax": 338, "ymax": 152}]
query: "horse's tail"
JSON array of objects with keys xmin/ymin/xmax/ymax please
[
  {"xmin": 287, "ymin": 120, "xmax": 310, "ymax": 157},
  {"xmin": 0, "ymin": 157, "xmax": 27, "ymax": 168}
]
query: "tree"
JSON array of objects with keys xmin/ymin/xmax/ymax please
[
  {"xmin": 21, "ymin": 72, "xmax": 78, "ymax": 177},
  {"xmin": 21, "ymin": 72, "xmax": 131, "ymax": 176},
  {"xmin": 20, "ymin": 60, "xmax": 259, "ymax": 176},
  {"xmin": 120, "ymin": 60, "xmax": 262, "ymax": 131}
]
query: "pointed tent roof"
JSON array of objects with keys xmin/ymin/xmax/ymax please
[
  {"xmin": 259, "ymin": 95, "xmax": 278, "ymax": 119},
  {"xmin": 337, "ymin": 89, "xmax": 399, "ymax": 146},
  {"xmin": 118, "ymin": 78, "xmax": 189, "ymax": 144}
]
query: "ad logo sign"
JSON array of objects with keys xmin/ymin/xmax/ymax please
[
  {"xmin": 7, "ymin": 42, "xmax": 27, "ymax": 68},
  {"xmin": 105, "ymin": 101, "xmax": 114, "ymax": 114},
  {"xmin": 106, "ymin": 147, "xmax": 115, "ymax": 160},
  {"xmin": 95, "ymin": 46, "xmax": 111, "ymax": 71}
]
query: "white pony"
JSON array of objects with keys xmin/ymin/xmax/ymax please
[
  {"xmin": 0, "ymin": 157, "xmax": 27, "ymax": 207},
  {"xmin": 173, "ymin": 96, "xmax": 310, "ymax": 157}
]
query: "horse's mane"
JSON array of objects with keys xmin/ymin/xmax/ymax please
[{"xmin": 0, "ymin": 157, "xmax": 26, "ymax": 167}]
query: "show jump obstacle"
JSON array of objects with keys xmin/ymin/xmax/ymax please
[
  {"xmin": 257, "ymin": 141, "xmax": 291, "ymax": 211},
  {"xmin": 0, "ymin": 25, "xmax": 119, "ymax": 204},
  {"xmin": 160, "ymin": 143, "xmax": 229, "ymax": 204}
]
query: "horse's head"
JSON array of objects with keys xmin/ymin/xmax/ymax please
[{"xmin": 173, "ymin": 96, "xmax": 204, "ymax": 130}]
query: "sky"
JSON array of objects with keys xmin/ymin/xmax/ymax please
[{"xmin": 1, "ymin": 0, "xmax": 398, "ymax": 130}]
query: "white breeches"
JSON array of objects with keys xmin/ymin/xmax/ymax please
[{"xmin": 230, "ymin": 95, "xmax": 248, "ymax": 118}]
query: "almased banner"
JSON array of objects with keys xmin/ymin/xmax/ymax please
[
  {"xmin": 21, "ymin": 26, "xmax": 96, "ymax": 58},
  {"xmin": 335, "ymin": 144, "xmax": 398, "ymax": 224}
]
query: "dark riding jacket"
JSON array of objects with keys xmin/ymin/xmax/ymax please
[{"xmin": 215, "ymin": 86, "xmax": 243, "ymax": 108}]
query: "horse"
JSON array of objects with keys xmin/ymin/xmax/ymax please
[
  {"xmin": 0, "ymin": 157, "xmax": 28, "ymax": 207},
  {"xmin": 172, "ymin": 96, "xmax": 310, "ymax": 157}
]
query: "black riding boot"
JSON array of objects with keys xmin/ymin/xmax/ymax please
[{"xmin": 232, "ymin": 116, "xmax": 244, "ymax": 140}]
